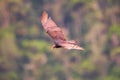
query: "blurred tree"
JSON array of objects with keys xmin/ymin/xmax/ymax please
[{"xmin": 0, "ymin": 0, "xmax": 120, "ymax": 80}]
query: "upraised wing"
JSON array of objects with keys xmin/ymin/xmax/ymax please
[{"xmin": 41, "ymin": 11, "xmax": 66, "ymax": 41}]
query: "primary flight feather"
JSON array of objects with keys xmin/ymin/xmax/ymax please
[{"xmin": 41, "ymin": 11, "xmax": 84, "ymax": 50}]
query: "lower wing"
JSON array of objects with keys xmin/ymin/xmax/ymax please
[{"xmin": 60, "ymin": 42, "xmax": 84, "ymax": 50}]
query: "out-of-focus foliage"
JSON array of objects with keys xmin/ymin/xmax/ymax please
[{"xmin": 0, "ymin": 0, "xmax": 120, "ymax": 80}]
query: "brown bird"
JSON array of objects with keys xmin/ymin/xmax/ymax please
[{"xmin": 41, "ymin": 11, "xmax": 84, "ymax": 50}]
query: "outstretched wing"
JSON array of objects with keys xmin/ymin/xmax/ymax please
[
  {"xmin": 41, "ymin": 11, "xmax": 66, "ymax": 41},
  {"xmin": 60, "ymin": 41, "xmax": 84, "ymax": 50}
]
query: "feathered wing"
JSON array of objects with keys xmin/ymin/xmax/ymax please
[
  {"xmin": 41, "ymin": 11, "xmax": 48, "ymax": 27},
  {"xmin": 41, "ymin": 11, "xmax": 66, "ymax": 41},
  {"xmin": 60, "ymin": 41, "xmax": 84, "ymax": 50}
]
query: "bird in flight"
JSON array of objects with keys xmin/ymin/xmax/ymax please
[{"xmin": 41, "ymin": 11, "xmax": 84, "ymax": 50}]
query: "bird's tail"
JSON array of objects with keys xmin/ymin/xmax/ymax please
[{"xmin": 41, "ymin": 11, "xmax": 48, "ymax": 26}]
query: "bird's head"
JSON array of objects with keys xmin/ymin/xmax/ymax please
[
  {"xmin": 52, "ymin": 44, "xmax": 62, "ymax": 48},
  {"xmin": 52, "ymin": 44, "xmax": 56, "ymax": 48}
]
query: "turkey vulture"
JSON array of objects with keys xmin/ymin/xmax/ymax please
[{"xmin": 41, "ymin": 11, "xmax": 84, "ymax": 50}]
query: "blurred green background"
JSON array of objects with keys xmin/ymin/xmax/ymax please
[{"xmin": 0, "ymin": 0, "xmax": 120, "ymax": 80}]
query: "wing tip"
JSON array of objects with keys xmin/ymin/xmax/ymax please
[
  {"xmin": 71, "ymin": 46, "xmax": 84, "ymax": 50},
  {"xmin": 78, "ymin": 47, "xmax": 84, "ymax": 50},
  {"xmin": 41, "ymin": 10, "xmax": 48, "ymax": 25},
  {"xmin": 63, "ymin": 44, "xmax": 84, "ymax": 50}
]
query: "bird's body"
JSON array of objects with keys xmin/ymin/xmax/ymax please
[{"xmin": 41, "ymin": 11, "xmax": 84, "ymax": 50}]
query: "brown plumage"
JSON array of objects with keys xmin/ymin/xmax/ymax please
[{"xmin": 41, "ymin": 11, "xmax": 84, "ymax": 50}]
